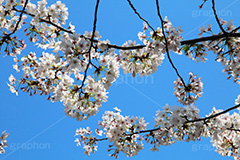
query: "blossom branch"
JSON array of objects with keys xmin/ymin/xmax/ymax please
[
  {"xmin": 92, "ymin": 103, "xmax": 240, "ymax": 144},
  {"xmin": 12, "ymin": 5, "xmax": 146, "ymax": 52},
  {"xmin": 108, "ymin": 33, "xmax": 240, "ymax": 49},
  {"xmin": 106, "ymin": 33, "xmax": 240, "ymax": 50},
  {"xmin": 0, "ymin": 1, "xmax": 29, "ymax": 46},
  {"xmin": 95, "ymin": 137, "xmax": 108, "ymax": 141},
  {"xmin": 11, "ymin": 4, "xmax": 240, "ymax": 50},
  {"xmin": 13, "ymin": 0, "xmax": 28, "ymax": 33},
  {"xmin": 12, "ymin": 7, "xmax": 73, "ymax": 34},
  {"xmin": 128, "ymin": 127, "xmax": 160, "ymax": 135},
  {"xmin": 185, "ymin": 103, "xmax": 240, "ymax": 124},
  {"xmin": 94, "ymin": 127, "xmax": 160, "ymax": 143},
  {"xmin": 79, "ymin": 0, "xmax": 100, "ymax": 92}
]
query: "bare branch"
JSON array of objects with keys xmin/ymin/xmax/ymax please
[
  {"xmin": 212, "ymin": 0, "xmax": 226, "ymax": 34},
  {"xmin": 181, "ymin": 33, "xmax": 240, "ymax": 45},
  {"xmin": 126, "ymin": 0, "xmax": 155, "ymax": 32}
]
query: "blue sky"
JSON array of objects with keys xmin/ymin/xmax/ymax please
[{"xmin": 1, "ymin": 0, "xmax": 240, "ymax": 159}]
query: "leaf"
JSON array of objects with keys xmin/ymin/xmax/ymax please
[{"xmin": 182, "ymin": 45, "xmax": 190, "ymax": 53}]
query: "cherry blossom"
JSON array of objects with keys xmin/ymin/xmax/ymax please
[
  {"xmin": 0, "ymin": 131, "xmax": 9, "ymax": 154},
  {"xmin": 75, "ymin": 108, "xmax": 147, "ymax": 158},
  {"xmin": 173, "ymin": 72, "xmax": 203, "ymax": 105},
  {"xmin": 120, "ymin": 17, "xmax": 182, "ymax": 77},
  {"xmin": 1, "ymin": 0, "xmax": 240, "ymax": 159}
]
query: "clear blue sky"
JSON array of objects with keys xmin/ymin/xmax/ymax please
[{"xmin": 1, "ymin": 0, "xmax": 240, "ymax": 159}]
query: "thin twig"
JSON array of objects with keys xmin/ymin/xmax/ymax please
[
  {"xmin": 95, "ymin": 127, "xmax": 161, "ymax": 142},
  {"xmin": 126, "ymin": 0, "xmax": 155, "ymax": 32},
  {"xmin": 79, "ymin": 0, "xmax": 100, "ymax": 92},
  {"xmin": 155, "ymin": 0, "xmax": 186, "ymax": 87},
  {"xmin": 232, "ymin": 26, "xmax": 240, "ymax": 33},
  {"xmin": 212, "ymin": 0, "xmax": 226, "ymax": 34}
]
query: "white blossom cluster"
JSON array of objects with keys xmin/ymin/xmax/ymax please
[
  {"xmin": 184, "ymin": 19, "xmax": 237, "ymax": 63},
  {"xmin": 0, "ymin": 0, "xmax": 26, "ymax": 32},
  {"xmin": 206, "ymin": 107, "xmax": 240, "ymax": 160},
  {"xmin": 184, "ymin": 19, "xmax": 240, "ymax": 84},
  {"xmin": 74, "ymin": 104, "xmax": 240, "ymax": 159},
  {"xmin": 183, "ymin": 24, "xmax": 212, "ymax": 63},
  {"xmin": 152, "ymin": 104, "xmax": 205, "ymax": 146},
  {"xmin": 0, "ymin": 0, "xmax": 124, "ymax": 121},
  {"xmin": 0, "ymin": 131, "xmax": 9, "ymax": 154},
  {"xmin": 1, "ymin": 0, "xmax": 121, "ymax": 121},
  {"xmin": 120, "ymin": 17, "xmax": 183, "ymax": 77},
  {"xmin": 0, "ymin": 0, "xmax": 69, "ymax": 56},
  {"xmin": 9, "ymin": 34, "xmax": 121, "ymax": 120},
  {"xmin": 74, "ymin": 104, "xmax": 204, "ymax": 158},
  {"xmin": 173, "ymin": 72, "xmax": 203, "ymax": 105},
  {"xmin": 2, "ymin": 0, "xmax": 240, "ymax": 159},
  {"xmin": 75, "ymin": 107, "xmax": 148, "ymax": 158},
  {"xmin": 74, "ymin": 127, "xmax": 100, "ymax": 156}
]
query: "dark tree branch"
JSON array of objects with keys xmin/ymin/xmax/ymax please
[
  {"xmin": 185, "ymin": 103, "xmax": 240, "ymax": 124},
  {"xmin": 227, "ymin": 128, "xmax": 240, "ymax": 132},
  {"xmin": 129, "ymin": 127, "xmax": 160, "ymax": 135},
  {"xmin": 12, "ymin": 5, "xmax": 147, "ymax": 52},
  {"xmin": 106, "ymin": 33, "xmax": 240, "ymax": 49},
  {"xmin": 79, "ymin": 0, "xmax": 100, "ymax": 92},
  {"xmin": 126, "ymin": 0, "xmax": 155, "ymax": 32},
  {"xmin": 12, "ymin": 7, "xmax": 73, "ymax": 34},
  {"xmin": 107, "ymin": 44, "xmax": 145, "ymax": 50},
  {"xmin": 95, "ymin": 137, "xmax": 108, "ymax": 141},
  {"xmin": 11, "ymin": 4, "xmax": 240, "ymax": 51},
  {"xmin": 95, "ymin": 127, "xmax": 160, "ymax": 143},
  {"xmin": 155, "ymin": 0, "xmax": 186, "ymax": 87},
  {"xmin": 11, "ymin": 0, "xmax": 29, "ymax": 35},
  {"xmin": 181, "ymin": 33, "xmax": 240, "ymax": 45},
  {"xmin": 212, "ymin": 0, "xmax": 226, "ymax": 34},
  {"xmin": 95, "ymin": 103, "xmax": 240, "ymax": 143},
  {"xmin": 0, "ymin": 1, "xmax": 29, "ymax": 46}
]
